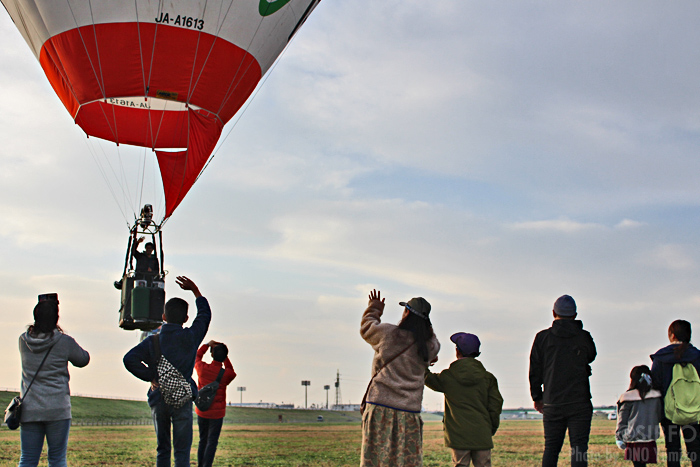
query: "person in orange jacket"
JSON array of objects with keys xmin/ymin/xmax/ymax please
[{"xmin": 194, "ymin": 340, "xmax": 236, "ymax": 467}]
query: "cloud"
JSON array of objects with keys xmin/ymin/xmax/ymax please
[
  {"xmin": 2, "ymin": 2, "xmax": 700, "ymax": 410},
  {"xmin": 508, "ymin": 218, "xmax": 605, "ymax": 233},
  {"xmin": 643, "ymin": 244, "xmax": 695, "ymax": 271},
  {"xmin": 615, "ymin": 219, "xmax": 645, "ymax": 229}
]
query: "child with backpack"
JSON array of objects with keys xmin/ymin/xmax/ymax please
[
  {"xmin": 650, "ymin": 320, "xmax": 700, "ymax": 467},
  {"xmin": 615, "ymin": 365, "xmax": 663, "ymax": 466}
]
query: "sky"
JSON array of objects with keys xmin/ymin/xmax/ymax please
[{"xmin": 1, "ymin": 1, "xmax": 700, "ymax": 412}]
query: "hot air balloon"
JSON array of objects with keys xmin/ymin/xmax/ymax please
[{"xmin": 1, "ymin": 0, "xmax": 322, "ymax": 329}]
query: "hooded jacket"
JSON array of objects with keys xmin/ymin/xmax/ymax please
[
  {"xmin": 650, "ymin": 344, "xmax": 700, "ymax": 396},
  {"xmin": 529, "ymin": 319, "xmax": 596, "ymax": 405},
  {"xmin": 19, "ymin": 329, "xmax": 90, "ymax": 422},
  {"xmin": 615, "ymin": 388, "xmax": 663, "ymax": 444},
  {"xmin": 425, "ymin": 357, "xmax": 503, "ymax": 450},
  {"xmin": 361, "ymin": 299, "xmax": 440, "ymax": 413},
  {"xmin": 194, "ymin": 344, "xmax": 236, "ymax": 419}
]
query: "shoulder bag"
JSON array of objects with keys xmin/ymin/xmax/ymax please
[
  {"xmin": 195, "ymin": 367, "xmax": 226, "ymax": 411},
  {"xmin": 5, "ymin": 338, "xmax": 58, "ymax": 430},
  {"xmin": 153, "ymin": 335, "xmax": 193, "ymax": 408}
]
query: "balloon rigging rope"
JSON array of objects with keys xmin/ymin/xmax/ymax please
[
  {"xmin": 147, "ymin": 1, "xmax": 171, "ymax": 152},
  {"xmin": 83, "ymin": 138, "xmax": 131, "ymax": 227},
  {"xmin": 163, "ymin": 0, "xmax": 247, "ymax": 225},
  {"xmin": 213, "ymin": 3, "xmax": 269, "ymax": 120},
  {"xmin": 64, "ymin": 0, "xmax": 119, "ymax": 143},
  {"xmin": 185, "ymin": 0, "xmax": 211, "ymax": 104},
  {"xmin": 193, "ymin": 1, "xmax": 300, "ymax": 184},
  {"xmin": 159, "ymin": 1, "xmax": 308, "ymax": 227},
  {"xmin": 65, "ymin": 0, "xmax": 140, "ymax": 219},
  {"xmin": 87, "ymin": 0, "xmax": 121, "ymax": 146},
  {"xmin": 134, "ymin": 0, "xmax": 148, "ymax": 101},
  {"xmin": 194, "ymin": 23, "xmax": 300, "ymax": 185},
  {"xmin": 188, "ymin": 0, "xmax": 236, "ymax": 117}
]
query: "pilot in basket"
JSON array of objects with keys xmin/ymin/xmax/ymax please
[{"xmin": 116, "ymin": 205, "xmax": 166, "ymax": 331}]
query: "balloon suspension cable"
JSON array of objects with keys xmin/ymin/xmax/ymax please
[{"xmin": 193, "ymin": 10, "xmax": 304, "ymax": 185}]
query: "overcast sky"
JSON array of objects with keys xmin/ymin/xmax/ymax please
[{"xmin": 1, "ymin": 1, "xmax": 700, "ymax": 411}]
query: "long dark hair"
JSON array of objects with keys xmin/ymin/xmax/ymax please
[
  {"xmin": 629, "ymin": 365, "xmax": 653, "ymax": 400},
  {"xmin": 398, "ymin": 312, "xmax": 434, "ymax": 362},
  {"xmin": 669, "ymin": 320, "xmax": 691, "ymax": 360},
  {"xmin": 28, "ymin": 301, "xmax": 62, "ymax": 336}
]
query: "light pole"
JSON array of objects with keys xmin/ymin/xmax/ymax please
[
  {"xmin": 324, "ymin": 385, "xmax": 330, "ymax": 409},
  {"xmin": 237, "ymin": 386, "xmax": 246, "ymax": 405},
  {"xmin": 301, "ymin": 380, "xmax": 310, "ymax": 408}
]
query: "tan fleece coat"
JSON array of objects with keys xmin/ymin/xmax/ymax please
[{"xmin": 361, "ymin": 298, "xmax": 440, "ymax": 412}]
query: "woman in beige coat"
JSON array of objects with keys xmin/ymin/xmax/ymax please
[{"xmin": 360, "ymin": 289, "xmax": 440, "ymax": 467}]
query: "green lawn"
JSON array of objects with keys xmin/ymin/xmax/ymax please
[
  {"xmin": 0, "ymin": 391, "xmax": 694, "ymax": 466},
  {"xmin": 0, "ymin": 419, "xmax": 678, "ymax": 466}
]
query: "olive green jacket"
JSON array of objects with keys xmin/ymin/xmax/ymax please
[{"xmin": 425, "ymin": 357, "xmax": 503, "ymax": 450}]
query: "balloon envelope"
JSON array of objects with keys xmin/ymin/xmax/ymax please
[{"xmin": 2, "ymin": 0, "xmax": 321, "ymax": 218}]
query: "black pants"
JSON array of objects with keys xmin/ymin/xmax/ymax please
[
  {"xmin": 542, "ymin": 402, "xmax": 592, "ymax": 467},
  {"xmin": 197, "ymin": 416, "xmax": 224, "ymax": 467},
  {"xmin": 661, "ymin": 418, "xmax": 700, "ymax": 467}
]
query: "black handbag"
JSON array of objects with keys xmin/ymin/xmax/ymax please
[
  {"xmin": 4, "ymin": 396, "xmax": 22, "ymax": 430},
  {"xmin": 5, "ymin": 340, "xmax": 57, "ymax": 430},
  {"xmin": 195, "ymin": 368, "xmax": 226, "ymax": 411}
]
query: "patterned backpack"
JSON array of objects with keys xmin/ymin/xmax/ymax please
[{"xmin": 153, "ymin": 336, "xmax": 193, "ymax": 408}]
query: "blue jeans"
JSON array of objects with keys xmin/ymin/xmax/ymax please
[
  {"xmin": 152, "ymin": 400, "xmax": 193, "ymax": 467},
  {"xmin": 18, "ymin": 419, "xmax": 71, "ymax": 467},
  {"xmin": 661, "ymin": 418, "xmax": 700, "ymax": 467},
  {"xmin": 197, "ymin": 416, "xmax": 223, "ymax": 467},
  {"xmin": 542, "ymin": 402, "xmax": 592, "ymax": 467}
]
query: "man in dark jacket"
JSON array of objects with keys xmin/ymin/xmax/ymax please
[
  {"xmin": 132, "ymin": 236, "xmax": 160, "ymax": 278},
  {"xmin": 425, "ymin": 332, "xmax": 503, "ymax": 467},
  {"xmin": 529, "ymin": 294, "xmax": 597, "ymax": 467},
  {"xmin": 123, "ymin": 276, "xmax": 211, "ymax": 467}
]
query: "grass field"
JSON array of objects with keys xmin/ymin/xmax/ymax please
[
  {"xmin": 0, "ymin": 391, "xmax": 694, "ymax": 466},
  {"xmin": 0, "ymin": 419, "xmax": 691, "ymax": 466}
]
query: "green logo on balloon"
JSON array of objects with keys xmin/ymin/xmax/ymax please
[{"xmin": 259, "ymin": 0, "xmax": 292, "ymax": 16}]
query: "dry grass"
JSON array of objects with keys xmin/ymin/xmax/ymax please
[{"xmin": 0, "ymin": 419, "xmax": 694, "ymax": 466}]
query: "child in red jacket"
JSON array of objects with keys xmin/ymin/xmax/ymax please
[{"xmin": 195, "ymin": 341, "xmax": 236, "ymax": 467}]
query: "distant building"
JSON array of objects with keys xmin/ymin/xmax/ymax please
[
  {"xmin": 229, "ymin": 402, "xmax": 283, "ymax": 409},
  {"xmin": 332, "ymin": 404, "xmax": 361, "ymax": 411}
]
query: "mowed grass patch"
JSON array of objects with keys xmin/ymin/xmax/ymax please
[{"xmin": 0, "ymin": 419, "xmax": 689, "ymax": 466}]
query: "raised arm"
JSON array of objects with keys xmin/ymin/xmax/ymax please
[
  {"xmin": 176, "ymin": 276, "xmax": 202, "ymax": 298},
  {"xmin": 222, "ymin": 357, "xmax": 237, "ymax": 385},
  {"xmin": 360, "ymin": 289, "xmax": 390, "ymax": 346}
]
